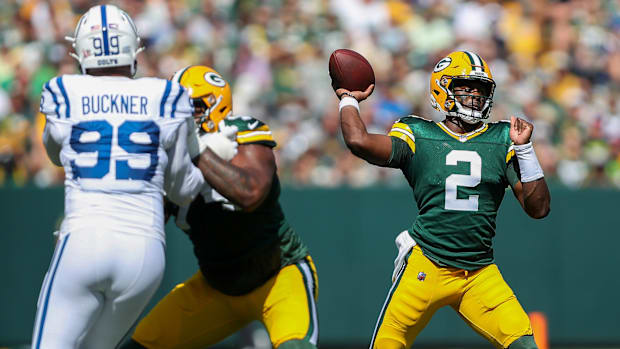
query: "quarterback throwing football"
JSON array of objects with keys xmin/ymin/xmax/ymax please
[{"xmin": 335, "ymin": 51, "xmax": 550, "ymax": 349}]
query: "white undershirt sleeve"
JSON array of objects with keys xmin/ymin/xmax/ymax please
[
  {"xmin": 42, "ymin": 120, "xmax": 63, "ymax": 166},
  {"xmin": 164, "ymin": 118, "xmax": 205, "ymax": 206}
]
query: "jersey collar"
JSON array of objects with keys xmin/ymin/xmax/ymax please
[{"xmin": 436, "ymin": 121, "xmax": 489, "ymax": 143}]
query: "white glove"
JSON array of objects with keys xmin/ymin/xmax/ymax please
[{"xmin": 188, "ymin": 121, "xmax": 238, "ymax": 161}]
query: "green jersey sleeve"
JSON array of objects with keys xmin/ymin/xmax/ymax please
[
  {"xmin": 500, "ymin": 124, "xmax": 519, "ymax": 188},
  {"xmin": 506, "ymin": 153, "xmax": 520, "ymax": 188},
  {"xmin": 386, "ymin": 118, "xmax": 417, "ymax": 168},
  {"xmin": 387, "ymin": 137, "xmax": 414, "ymax": 169},
  {"xmin": 223, "ymin": 115, "xmax": 277, "ymax": 148}
]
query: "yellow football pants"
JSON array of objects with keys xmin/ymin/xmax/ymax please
[
  {"xmin": 371, "ymin": 246, "xmax": 532, "ymax": 349},
  {"xmin": 132, "ymin": 257, "xmax": 318, "ymax": 349}
]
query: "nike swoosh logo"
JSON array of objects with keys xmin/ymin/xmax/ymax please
[{"xmin": 248, "ymin": 121, "xmax": 259, "ymax": 129}]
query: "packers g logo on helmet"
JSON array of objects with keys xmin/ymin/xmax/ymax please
[
  {"xmin": 172, "ymin": 65, "xmax": 232, "ymax": 133},
  {"xmin": 204, "ymin": 72, "xmax": 226, "ymax": 87},
  {"xmin": 429, "ymin": 51, "xmax": 496, "ymax": 124},
  {"xmin": 433, "ymin": 57, "xmax": 452, "ymax": 72}
]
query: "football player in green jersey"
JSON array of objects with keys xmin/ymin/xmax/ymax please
[
  {"xmin": 334, "ymin": 51, "xmax": 550, "ymax": 349},
  {"xmin": 123, "ymin": 66, "xmax": 318, "ymax": 349}
]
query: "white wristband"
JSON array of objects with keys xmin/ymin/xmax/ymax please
[
  {"xmin": 339, "ymin": 96, "xmax": 360, "ymax": 112},
  {"xmin": 513, "ymin": 142, "xmax": 544, "ymax": 182}
]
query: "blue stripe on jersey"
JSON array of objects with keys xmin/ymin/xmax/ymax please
[
  {"xmin": 170, "ymin": 86, "xmax": 184, "ymax": 118},
  {"xmin": 159, "ymin": 80, "xmax": 172, "ymax": 117},
  {"xmin": 34, "ymin": 234, "xmax": 71, "ymax": 349},
  {"xmin": 44, "ymin": 81, "xmax": 60, "ymax": 118},
  {"xmin": 101, "ymin": 5, "xmax": 110, "ymax": 55},
  {"xmin": 56, "ymin": 77, "xmax": 70, "ymax": 118}
]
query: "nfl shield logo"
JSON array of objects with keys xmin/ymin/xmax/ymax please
[{"xmin": 417, "ymin": 272, "xmax": 426, "ymax": 281}]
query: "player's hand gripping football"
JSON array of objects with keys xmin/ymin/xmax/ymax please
[
  {"xmin": 510, "ymin": 116, "xmax": 534, "ymax": 145},
  {"xmin": 335, "ymin": 84, "xmax": 375, "ymax": 102}
]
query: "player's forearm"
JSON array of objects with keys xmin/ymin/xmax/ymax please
[
  {"xmin": 340, "ymin": 107, "xmax": 390, "ymax": 166},
  {"xmin": 196, "ymin": 149, "xmax": 267, "ymax": 211},
  {"xmin": 520, "ymin": 179, "xmax": 551, "ymax": 219},
  {"xmin": 42, "ymin": 122, "xmax": 63, "ymax": 166},
  {"xmin": 340, "ymin": 106, "xmax": 369, "ymax": 152}
]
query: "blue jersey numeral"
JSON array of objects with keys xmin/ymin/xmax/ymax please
[
  {"xmin": 70, "ymin": 120, "xmax": 112, "ymax": 179},
  {"xmin": 117, "ymin": 121, "xmax": 159, "ymax": 181},
  {"xmin": 70, "ymin": 120, "xmax": 160, "ymax": 181}
]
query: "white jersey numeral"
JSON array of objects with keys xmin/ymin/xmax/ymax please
[{"xmin": 444, "ymin": 150, "xmax": 481, "ymax": 211}]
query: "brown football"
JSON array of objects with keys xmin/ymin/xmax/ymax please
[{"xmin": 329, "ymin": 49, "xmax": 375, "ymax": 92}]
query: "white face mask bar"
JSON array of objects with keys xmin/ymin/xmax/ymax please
[
  {"xmin": 450, "ymin": 93, "xmax": 490, "ymax": 124},
  {"xmin": 443, "ymin": 76, "xmax": 495, "ymax": 124}
]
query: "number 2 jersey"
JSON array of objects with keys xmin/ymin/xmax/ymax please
[
  {"xmin": 387, "ymin": 116, "xmax": 519, "ymax": 270},
  {"xmin": 173, "ymin": 116, "xmax": 309, "ymax": 296},
  {"xmin": 40, "ymin": 74, "xmax": 204, "ymax": 243}
]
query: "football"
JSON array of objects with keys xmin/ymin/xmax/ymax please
[{"xmin": 329, "ymin": 49, "xmax": 375, "ymax": 92}]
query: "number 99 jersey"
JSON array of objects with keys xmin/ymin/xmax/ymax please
[
  {"xmin": 40, "ymin": 74, "xmax": 199, "ymax": 242},
  {"xmin": 387, "ymin": 116, "xmax": 519, "ymax": 270}
]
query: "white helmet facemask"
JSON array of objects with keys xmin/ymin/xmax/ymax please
[
  {"xmin": 437, "ymin": 76, "xmax": 495, "ymax": 125},
  {"xmin": 446, "ymin": 88, "xmax": 493, "ymax": 124},
  {"xmin": 65, "ymin": 4, "xmax": 144, "ymax": 76}
]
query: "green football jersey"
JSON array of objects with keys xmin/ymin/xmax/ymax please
[
  {"xmin": 175, "ymin": 115, "xmax": 309, "ymax": 295},
  {"xmin": 388, "ymin": 116, "xmax": 519, "ymax": 270}
]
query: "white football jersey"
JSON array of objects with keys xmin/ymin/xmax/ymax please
[{"xmin": 40, "ymin": 74, "xmax": 204, "ymax": 242}]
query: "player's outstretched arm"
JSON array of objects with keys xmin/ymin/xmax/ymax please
[
  {"xmin": 196, "ymin": 144, "xmax": 275, "ymax": 212},
  {"xmin": 509, "ymin": 116, "xmax": 551, "ymax": 219},
  {"xmin": 336, "ymin": 85, "xmax": 392, "ymax": 166}
]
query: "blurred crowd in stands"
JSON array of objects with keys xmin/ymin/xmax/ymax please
[{"xmin": 0, "ymin": 0, "xmax": 619, "ymax": 188}]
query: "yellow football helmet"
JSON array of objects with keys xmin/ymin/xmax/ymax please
[
  {"xmin": 172, "ymin": 65, "xmax": 232, "ymax": 133},
  {"xmin": 429, "ymin": 51, "xmax": 496, "ymax": 124}
]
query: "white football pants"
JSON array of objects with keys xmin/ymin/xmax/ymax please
[{"xmin": 31, "ymin": 230, "xmax": 165, "ymax": 349}]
